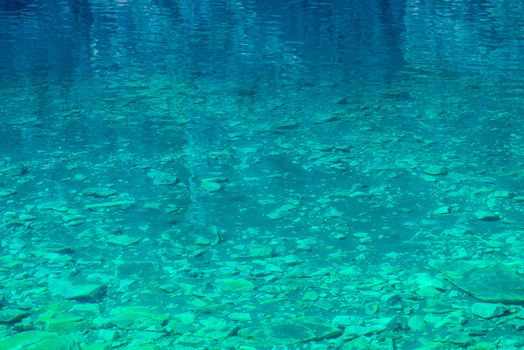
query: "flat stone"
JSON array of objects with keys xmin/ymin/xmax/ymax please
[
  {"xmin": 333, "ymin": 232, "xmax": 348, "ymax": 240},
  {"xmin": 7, "ymin": 116, "xmax": 38, "ymax": 125},
  {"xmin": 0, "ymin": 331, "xmax": 78, "ymax": 350},
  {"xmin": 62, "ymin": 213, "xmax": 86, "ymax": 226},
  {"xmin": 247, "ymin": 245, "xmax": 274, "ymax": 258},
  {"xmin": 73, "ymin": 174, "xmax": 88, "ymax": 181},
  {"xmin": 411, "ymin": 272, "xmax": 448, "ymax": 298},
  {"xmin": 0, "ymin": 188, "xmax": 16, "ymax": 197},
  {"xmin": 215, "ymin": 278, "xmax": 255, "ymax": 292},
  {"xmin": 423, "ymin": 165, "xmax": 448, "ymax": 175},
  {"xmin": 335, "ymin": 97, "xmax": 349, "ymax": 105},
  {"xmin": 474, "ymin": 211, "xmax": 500, "ymax": 221},
  {"xmin": 198, "ymin": 178, "xmax": 223, "ymax": 192},
  {"xmin": 228, "ymin": 312, "xmax": 252, "ymax": 321},
  {"xmin": 172, "ymin": 311, "xmax": 196, "ymax": 325},
  {"xmin": 433, "ymin": 206, "xmax": 451, "ymax": 215},
  {"xmin": 303, "ymin": 291, "xmax": 319, "ymax": 301},
  {"xmin": 283, "ymin": 255, "xmax": 304, "ymax": 266},
  {"xmin": 332, "ymin": 315, "xmax": 362, "ymax": 329},
  {"xmin": 407, "ymin": 315, "xmax": 426, "ymax": 331},
  {"xmin": 447, "ymin": 333, "xmax": 474, "ymax": 346},
  {"xmin": 489, "ymin": 191, "xmax": 512, "ymax": 199},
  {"xmin": 267, "ymin": 203, "xmax": 297, "ymax": 220},
  {"xmin": 106, "ymin": 234, "xmax": 141, "ymax": 247},
  {"xmin": 48, "ymin": 278, "xmax": 106, "ymax": 301},
  {"xmin": 147, "ymin": 170, "xmax": 178, "ymax": 185},
  {"xmin": 429, "ymin": 260, "xmax": 524, "ymax": 304},
  {"xmin": 1, "ymin": 165, "xmax": 26, "ymax": 176},
  {"xmin": 37, "ymin": 201, "xmax": 69, "ymax": 212},
  {"xmin": 86, "ymin": 200, "xmax": 135, "ymax": 210},
  {"xmin": 267, "ymin": 320, "xmax": 315, "ymax": 344},
  {"xmin": 275, "ymin": 121, "xmax": 299, "ymax": 129},
  {"xmin": 194, "ymin": 318, "xmax": 238, "ymax": 341},
  {"xmin": 45, "ymin": 314, "xmax": 87, "ymax": 332},
  {"xmin": 82, "ymin": 187, "xmax": 117, "ymax": 198},
  {"xmin": 395, "ymin": 158, "xmax": 418, "ymax": 169},
  {"xmin": 471, "ymin": 303, "xmax": 507, "ymax": 319},
  {"xmin": 101, "ymin": 306, "xmax": 169, "ymax": 329},
  {"xmin": 0, "ymin": 331, "xmax": 54, "ymax": 349},
  {"xmin": 442, "ymin": 227, "xmax": 472, "ymax": 237},
  {"xmin": 0, "ymin": 308, "xmax": 30, "ymax": 324},
  {"xmin": 264, "ymin": 317, "xmax": 342, "ymax": 345},
  {"xmin": 18, "ymin": 214, "xmax": 37, "ymax": 221}
]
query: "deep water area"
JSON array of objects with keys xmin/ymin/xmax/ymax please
[{"xmin": 1, "ymin": 0, "xmax": 524, "ymax": 349}]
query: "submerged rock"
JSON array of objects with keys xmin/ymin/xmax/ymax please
[
  {"xmin": 82, "ymin": 187, "xmax": 117, "ymax": 198},
  {"xmin": 0, "ymin": 188, "xmax": 16, "ymax": 197},
  {"xmin": 267, "ymin": 202, "xmax": 298, "ymax": 220},
  {"xmin": 215, "ymin": 278, "xmax": 255, "ymax": 292},
  {"xmin": 474, "ymin": 211, "xmax": 500, "ymax": 221},
  {"xmin": 1, "ymin": 165, "xmax": 26, "ymax": 176},
  {"xmin": 0, "ymin": 331, "xmax": 79, "ymax": 350},
  {"xmin": 0, "ymin": 308, "xmax": 30, "ymax": 324},
  {"xmin": 48, "ymin": 278, "xmax": 107, "ymax": 302},
  {"xmin": 198, "ymin": 178, "xmax": 224, "ymax": 192},
  {"xmin": 429, "ymin": 260, "xmax": 524, "ymax": 304},
  {"xmin": 423, "ymin": 165, "xmax": 448, "ymax": 176},
  {"xmin": 261, "ymin": 317, "xmax": 342, "ymax": 345},
  {"xmin": 45, "ymin": 314, "xmax": 87, "ymax": 333},
  {"xmin": 147, "ymin": 170, "xmax": 178, "ymax": 185},
  {"xmin": 471, "ymin": 303, "xmax": 507, "ymax": 319},
  {"xmin": 100, "ymin": 306, "xmax": 169, "ymax": 329}
]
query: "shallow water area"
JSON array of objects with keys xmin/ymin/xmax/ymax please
[{"xmin": 1, "ymin": 0, "xmax": 524, "ymax": 349}]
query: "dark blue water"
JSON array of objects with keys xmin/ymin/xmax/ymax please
[{"xmin": 1, "ymin": 1, "xmax": 524, "ymax": 349}]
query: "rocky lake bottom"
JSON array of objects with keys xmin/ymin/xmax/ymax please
[{"xmin": 0, "ymin": 71, "xmax": 523, "ymax": 350}]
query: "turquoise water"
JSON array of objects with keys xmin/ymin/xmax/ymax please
[{"xmin": 1, "ymin": 0, "xmax": 524, "ymax": 349}]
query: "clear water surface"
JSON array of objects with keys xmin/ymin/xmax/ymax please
[{"xmin": 1, "ymin": 0, "xmax": 523, "ymax": 349}]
